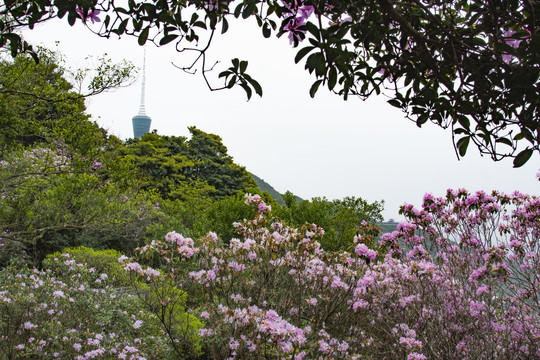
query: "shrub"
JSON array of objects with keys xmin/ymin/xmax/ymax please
[
  {"xmin": 45, "ymin": 246, "xmax": 131, "ymax": 287},
  {"xmin": 121, "ymin": 192, "xmax": 540, "ymax": 359},
  {"xmin": 0, "ymin": 254, "xmax": 177, "ymax": 359}
]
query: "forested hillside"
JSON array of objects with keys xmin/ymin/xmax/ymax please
[
  {"xmin": 2, "ymin": 0, "xmax": 539, "ymax": 357},
  {"xmin": 2, "ymin": 41, "xmax": 537, "ymax": 360},
  {"xmin": 0, "ymin": 47, "xmax": 385, "ymax": 266},
  {"xmin": 249, "ymin": 172, "xmax": 303, "ymax": 204}
]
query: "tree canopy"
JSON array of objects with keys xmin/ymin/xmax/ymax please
[
  {"xmin": 0, "ymin": 46, "xmax": 135, "ymax": 157},
  {"xmin": 116, "ymin": 128, "xmax": 258, "ymax": 200},
  {"xmin": 1, "ymin": 0, "xmax": 539, "ymax": 166}
]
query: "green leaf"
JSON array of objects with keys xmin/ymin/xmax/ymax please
[
  {"xmin": 328, "ymin": 67, "xmax": 337, "ymax": 90},
  {"xmin": 513, "ymin": 148, "xmax": 533, "ymax": 168},
  {"xmin": 159, "ymin": 34, "xmax": 178, "ymax": 45},
  {"xmin": 305, "ymin": 22, "xmax": 320, "ymax": 40},
  {"xmin": 495, "ymin": 137, "xmax": 513, "ymax": 147},
  {"xmin": 457, "ymin": 116, "xmax": 470, "ymax": 130},
  {"xmin": 234, "ymin": 3, "xmax": 243, "ymax": 18},
  {"xmin": 416, "ymin": 113, "xmax": 428, "ymax": 127},
  {"xmin": 387, "ymin": 99, "xmax": 401, "ymax": 108},
  {"xmin": 295, "ymin": 46, "xmax": 315, "ymax": 64},
  {"xmin": 222, "ymin": 18, "xmax": 229, "ymax": 34},
  {"xmin": 246, "ymin": 77, "xmax": 263, "ymax": 97},
  {"xmin": 193, "ymin": 21, "xmax": 207, "ymax": 29},
  {"xmin": 138, "ymin": 27, "xmax": 150, "ymax": 45},
  {"xmin": 240, "ymin": 83, "xmax": 253, "ymax": 100},
  {"xmin": 262, "ymin": 23, "xmax": 271, "ymax": 38},
  {"xmin": 227, "ymin": 76, "xmax": 237, "ymax": 88},
  {"xmin": 117, "ymin": 19, "xmax": 128, "ymax": 35},
  {"xmin": 67, "ymin": 12, "xmax": 76, "ymax": 26},
  {"xmin": 239, "ymin": 61, "xmax": 248, "ymax": 73},
  {"xmin": 309, "ymin": 79, "xmax": 323, "ymax": 98},
  {"xmin": 305, "ymin": 52, "xmax": 323, "ymax": 74},
  {"xmin": 242, "ymin": 2, "xmax": 255, "ymax": 19},
  {"xmin": 456, "ymin": 136, "xmax": 470, "ymax": 157}
]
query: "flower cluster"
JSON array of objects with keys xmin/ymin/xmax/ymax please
[
  {"xmin": 0, "ymin": 254, "xmax": 174, "ymax": 359},
  {"xmin": 280, "ymin": 0, "xmax": 315, "ymax": 44},
  {"xmin": 120, "ymin": 191, "xmax": 540, "ymax": 359}
]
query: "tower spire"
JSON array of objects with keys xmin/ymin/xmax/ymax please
[
  {"xmin": 132, "ymin": 48, "xmax": 152, "ymax": 139},
  {"xmin": 138, "ymin": 48, "xmax": 147, "ymax": 116}
]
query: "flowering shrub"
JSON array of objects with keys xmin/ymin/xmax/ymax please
[
  {"xmin": 377, "ymin": 189, "xmax": 540, "ymax": 359},
  {"xmin": 123, "ymin": 192, "xmax": 540, "ymax": 359},
  {"xmin": 0, "ymin": 254, "xmax": 176, "ymax": 359},
  {"xmin": 45, "ymin": 247, "xmax": 132, "ymax": 288}
]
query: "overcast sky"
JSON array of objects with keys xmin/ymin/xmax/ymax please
[{"xmin": 23, "ymin": 16, "xmax": 539, "ymax": 221}]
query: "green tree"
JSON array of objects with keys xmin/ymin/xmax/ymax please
[
  {"xmin": 2, "ymin": 0, "xmax": 538, "ymax": 166},
  {"xmin": 0, "ymin": 146, "xmax": 164, "ymax": 266},
  {"xmin": 276, "ymin": 191, "xmax": 384, "ymax": 251},
  {"xmin": 116, "ymin": 128, "xmax": 258, "ymax": 201},
  {"xmin": 0, "ymin": 46, "xmax": 134, "ymax": 158},
  {"xmin": 184, "ymin": 127, "xmax": 258, "ymax": 198}
]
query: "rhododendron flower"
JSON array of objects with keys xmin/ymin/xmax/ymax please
[
  {"xmin": 200, "ymin": 311, "xmax": 210, "ymax": 319},
  {"xmin": 306, "ymin": 297, "xmax": 317, "ymax": 306},
  {"xmin": 133, "ymin": 320, "xmax": 143, "ymax": 329},
  {"xmin": 408, "ymin": 353, "xmax": 427, "ymax": 360},
  {"xmin": 52, "ymin": 290, "xmax": 65, "ymax": 298},
  {"xmin": 76, "ymin": 8, "xmax": 102, "ymax": 24},
  {"xmin": 355, "ymin": 243, "xmax": 378, "ymax": 260}
]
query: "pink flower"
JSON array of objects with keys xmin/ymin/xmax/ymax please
[
  {"xmin": 355, "ymin": 243, "xmax": 378, "ymax": 261},
  {"xmin": 76, "ymin": 8, "xmax": 102, "ymax": 24},
  {"xmin": 306, "ymin": 298, "xmax": 317, "ymax": 306},
  {"xmin": 200, "ymin": 311, "xmax": 210, "ymax": 319},
  {"xmin": 133, "ymin": 320, "xmax": 143, "ymax": 329},
  {"xmin": 52, "ymin": 290, "xmax": 65, "ymax": 298}
]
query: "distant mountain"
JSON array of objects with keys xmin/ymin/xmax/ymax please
[
  {"xmin": 378, "ymin": 219, "xmax": 399, "ymax": 234},
  {"xmin": 249, "ymin": 173, "xmax": 302, "ymax": 205}
]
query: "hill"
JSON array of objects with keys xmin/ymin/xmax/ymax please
[{"xmin": 249, "ymin": 173, "xmax": 302, "ymax": 204}]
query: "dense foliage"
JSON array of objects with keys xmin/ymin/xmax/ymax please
[
  {"xmin": 0, "ymin": 145, "xmax": 164, "ymax": 266},
  {"xmin": 1, "ymin": 0, "xmax": 539, "ymax": 165},
  {"xmin": 120, "ymin": 193, "xmax": 540, "ymax": 359},
  {"xmin": 116, "ymin": 128, "xmax": 257, "ymax": 201},
  {"xmin": 2, "ymin": 27, "xmax": 537, "ymax": 358},
  {"xmin": 276, "ymin": 191, "xmax": 384, "ymax": 251},
  {"xmin": 0, "ymin": 47, "xmax": 134, "ymax": 157},
  {"xmin": 0, "ymin": 256, "xmax": 179, "ymax": 359},
  {"xmin": 0, "ymin": 46, "xmax": 382, "ymax": 270}
]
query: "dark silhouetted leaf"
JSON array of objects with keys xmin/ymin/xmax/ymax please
[
  {"xmin": 309, "ymin": 79, "xmax": 322, "ymax": 98},
  {"xmin": 513, "ymin": 148, "xmax": 533, "ymax": 168},
  {"xmin": 456, "ymin": 136, "xmax": 470, "ymax": 157},
  {"xmin": 138, "ymin": 27, "xmax": 150, "ymax": 45}
]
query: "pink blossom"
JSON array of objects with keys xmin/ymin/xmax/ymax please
[
  {"xmin": 76, "ymin": 8, "xmax": 102, "ymax": 24},
  {"xmin": 306, "ymin": 297, "xmax": 317, "ymax": 306},
  {"xmin": 133, "ymin": 320, "xmax": 143, "ymax": 329},
  {"xmin": 355, "ymin": 243, "xmax": 378, "ymax": 260}
]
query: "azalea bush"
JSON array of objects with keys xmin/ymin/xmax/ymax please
[
  {"xmin": 0, "ymin": 254, "xmax": 176, "ymax": 359},
  {"xmin": 123, "ymin": 192, "xmax": 540, "ymax": 359},
  {"xmin": 45, "ymin": 247, "xmax": 133, "ymax": 287}
]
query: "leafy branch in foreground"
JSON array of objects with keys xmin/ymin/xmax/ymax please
[{"xmin": 2, "ymin": 0, "xmax": 539, "ymax": 166}]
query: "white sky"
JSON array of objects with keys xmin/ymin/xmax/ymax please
[{"xmin": 23, "ymin": 16, "xmax": 539, "ymax": 221}]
